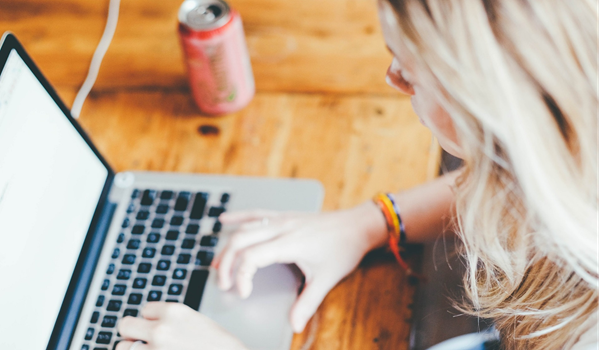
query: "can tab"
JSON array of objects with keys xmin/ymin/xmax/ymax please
[{"xmin": 179, "ymin": 0, "xmax": 231, "ymax": 31}]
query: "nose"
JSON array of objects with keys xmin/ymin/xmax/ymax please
[{"xmin": 385, "ymin": 58, "xmax": 414, "ymax": 95}]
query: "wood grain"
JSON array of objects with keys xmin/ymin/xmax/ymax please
[
  {"xmin": 0, "ymin": 0, "xmax": 396, "ymax": 95},
  {"xmin": 1, "ymin": 0, "xmax": 439, "ymax": 348}
]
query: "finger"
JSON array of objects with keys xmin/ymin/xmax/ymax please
[
  {"xmin": 215, "ymin": 226, "xmax": 286, "ymax": 290},
  {"xmin": 218, "ymin": 210, "xmax": 280, "ymax": 224},
  {"xmin": 115, "ymin": 340, "xmax": 150, "ymax": 350},
  {"xmin": 290, "ymin": 277, "xmax": 335, "ymax": 333},
  {"xmin": 140, "ymin": 302, "xmax": 169, "ymax": 320},
  {"xmin": 117, "ymin": 316, "xmax": 155, "ymax": 342},
  {"xmin": 234, "ymin": 238, "xmax": 296, "ymax": 298},
  {"xmin": 212, "ymin": 219, "xmax": 274, "ymax": 269}
]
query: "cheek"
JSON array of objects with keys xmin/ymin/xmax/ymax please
[{"xmin": 410, "ymin": 93, "xmax": 462, "ymax": 157}]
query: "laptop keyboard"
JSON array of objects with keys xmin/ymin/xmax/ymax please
[{"xmin": 79, "ymin": 188, "xmax": 229, "ymax": 350}]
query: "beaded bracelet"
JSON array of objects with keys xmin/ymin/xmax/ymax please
[{"xmin": 373, "ymin": 193, "xmax": 422, "ymax": 281}]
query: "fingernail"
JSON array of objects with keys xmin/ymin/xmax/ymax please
[
  {"xmin": 292, "ymin": 320, "xmax": 305, "ymax": 333},
  {"xmin": 292, "ymin": 315, "xmax": 306, "ymax": 333},
  {"xmin": 240, "ymin": 283, "xmax": 252, "ymax": 299}
]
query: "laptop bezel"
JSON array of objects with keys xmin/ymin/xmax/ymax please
[{"xmin": 0, "ymin": 32, "xmax": 117, "ymax": 350}]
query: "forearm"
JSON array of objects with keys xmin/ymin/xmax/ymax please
[{"xmin": 361, "ymin": 170, "xmax": 460, "ymax": 250}]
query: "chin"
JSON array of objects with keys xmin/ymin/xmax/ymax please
[{"xmin": 438, "ymin": 139, "xmax": 463, "ymax": 159}]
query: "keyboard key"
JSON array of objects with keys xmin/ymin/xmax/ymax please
[
  {"xmin": 121, "ymin": 218, "xmax": 130, "ymax": 228},
  {"xmin": 126, "ymin": 203, "xmax": 136, "ymax": 214},
  {"xmin": 212, "ymin": 221, "xmax": 222, "ymax": 233},
  {"xmin": 133, "ymin": 278, "xmax": 147, "ymax": 289},
  {"xmin": 177, "ymin": 254, "xmax": 191, "ymax": 264},
  {"xmin": 173, "ymin": 268, "xmax": 187, "ymax": 279},
  {"xmin": 151, "ymin": 218, "xmax": 165, "ymax": 229},
  {"xmin": 141, "ymin": 190, "xmax": 157, "ymax": 206},
  {"xmin": 161, "ymin": 245, "xmax": 175, "ymax": 256},
  {"xmin": 200, "ymin": 235, "xmax": 218, "ymax": 247},
  {"xmin": 166, "ymin": 230, "xmax": 179, "ymax": 241},
  {"xmin": 127, "ymin": 239, "xmax": 141, "ymax": 250},
  {"xmin": 157, "ymin": 260, "xmax": 170, "ymax": 270},
  {"xmin": 116, "ymin": 233, "xmax": 125, "ymax": 243},
  {"xmin": 152, "ymin": 275, "xmax": 167, "ymax": 286},
  {"xmin": 160, "ymin": 190, "xmax": 174, "ymax": 200},
  {"xmin": 147, "ymin": 291, "xmax": 162, "ymax": 302},
  {"xmin": 136, "ymin": 210, "xmax": 150, "ymax": 220},
  {"xmin": 123, "ymin": 308, "xmax": 138, "ymax": 317},
  {"xmin": 183, "ymin": 270, "xmax": 209, "ymax": 311},
  {"xmin": 96, "ymin": 331, "xmax": 112, "ymax": 344},
  {"xmin": 156, "ymin": 204, "xmax": 169, "ymax": 214},
  {"xmin": 112, "ymin": 284, "xmax": 127, "ymax": 296},
  {"xmin": 106, "ymin": 264, "xmax": 115, "ymax": 275},
  {"xmin": 142, "ymin": 247, "xmax": 156, "ymax": 258},
  {"xmin": 131, "ymin": 189, "xmax": 140, "ymax": 199},
  {"xmin": 166, "ymin": 299, "xmax": 178, "ymax": 303},
  {"xmin": 107, "ymin": 300, "xmax": 122, "ymax": 311},
  {"xmin": 220, "ymin": 193, "xmax": 230, "ymax": 204},
  {"xmin": 117, "ymin": 269, "xmax": 131, "ymax": 280},
  {"xmin": 122, "ymin": 254, "xmax": 136, "ymax": 265},
  {"xmin": 131, "ymin": 225, "xmax": 145, "ymax": 235},
  {"xmin": 85, "ymin": 327, "xmax": 94, "ymax": 340},
  {"xmin": 190, "ymin": 192, "xmax": 208, "ymax": 219},
  {"xmin": 111, "ymin": 248, "xmax": 120, "ymax": 259},
  {"xmin": 101, "ymin": 279, "xmax": 110, "ymax": 291},
  {"xmin": 196, "ymin": 251, "xmax": 214, "ymax": 266},
  {"xmin": 170, "ymin": 216, "xmax": 184, "ymax": 226},
  {"xmin": 90, "ymin": 311, "xmax": 100, "ymax": 324},
  {"xmin": 208, "ymin": 206, "xmax": 225, "ymax": 217},
  {"xmin": 147, "ymin": 233, "xmax": 160, "ymax": 243},
  {"xmin": 96, "ymin": 295, "xmax": 105, "ymax": 307},
  {"xmin": 81, "ymin": 344, "xmax": 89, "ymax": 350},
  {"xmin": 128, "ymin": 294, "xmax": 142, "ymax": 305},
  {"xmin": 138, "ymin": 263, "xmax": 152, "ymax": 273},
  {"xmin": 101, "ymin": 315, "xmax": 117, "ymax": 328},
  {"xmin": 186, "ymin": 224, "xmax": 200, "ymax": 235},
  {"xmin": 181, "ymin": 239, "xmax": 195, "ymax": 249},
  {"xmin": 174, "ymin": 193, "xmax": 190, "ymax": 211},
  {"xmin": 168, "ymin": 284, "xmax": 183, "ymax": 295}
]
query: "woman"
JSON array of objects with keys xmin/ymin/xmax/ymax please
[{"xmin": 116, "ymin": 0, "xmax": 599, "ymax": 349}]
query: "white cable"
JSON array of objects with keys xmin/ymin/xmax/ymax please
[{"xmin": 71, "ymin": 0, "xmax": 121, "ymax": 119}]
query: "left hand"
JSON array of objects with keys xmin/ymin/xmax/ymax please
[{"xmin": 116, "ymin": 302, "xmax": 247, "ymax": 350}]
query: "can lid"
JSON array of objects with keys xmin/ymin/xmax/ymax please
[{"xmin": 179, "ymin": 0, "xmax": 231, "ymax": 31}]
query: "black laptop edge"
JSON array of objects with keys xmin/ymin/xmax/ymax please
[{"xmin": 0, "ymin": 32, "xmax": 117, "ymax": 350}]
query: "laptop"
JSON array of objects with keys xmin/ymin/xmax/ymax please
[{"xmin": 0, "ymin": 32, "xmax": 323, "ymax": 350}]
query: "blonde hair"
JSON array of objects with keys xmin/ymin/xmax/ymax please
[{"xmin": 382, "ymin": 0, "xmax": 599, "ymax": 348}]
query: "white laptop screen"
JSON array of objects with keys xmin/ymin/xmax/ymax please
[{"xmin": 0, "ymin": 49, "xmax": 109, "ymax": 349}]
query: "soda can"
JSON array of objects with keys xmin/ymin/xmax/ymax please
[{"xmin": 178, "ymin": 0, "xmax": 255, "ymax": 115}]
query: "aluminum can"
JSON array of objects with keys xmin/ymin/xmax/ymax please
[{"xmin": 178, "ymin": 0, "xmax": 255, "ymax": 115}]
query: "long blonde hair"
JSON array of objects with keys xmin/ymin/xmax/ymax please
[{"xmin": 382, "ymin": 0, "xmax": 599, "ymax": 348}]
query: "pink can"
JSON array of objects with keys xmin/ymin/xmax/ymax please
[{"xmin": 178, "ymin": 0, "xmax": 255, "ymax": 115}]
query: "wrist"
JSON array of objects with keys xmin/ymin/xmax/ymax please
[{"xmin": 351, "ymin": 201, "xmax": 389, "ymax": 251}]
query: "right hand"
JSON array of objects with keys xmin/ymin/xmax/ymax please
[{"xmin": 212, "ymin": 202, "xmax": 388, "ymax": 333}]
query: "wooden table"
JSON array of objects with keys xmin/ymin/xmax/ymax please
[{"xmin": 0, "ymin": 0, "xmax": 439, "ymax": 348}]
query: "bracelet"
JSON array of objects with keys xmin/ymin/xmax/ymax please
[
  {"xmin": 372, "ymin": 193, "xmax": 423, "ymax": 281},
  {"xmin": 372, "ymin": 193, "xmax": 406, "ymax": 242}
]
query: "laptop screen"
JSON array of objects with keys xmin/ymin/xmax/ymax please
[{"xmin": 0, "ymin": 49, "xmax": 109, "ymax": 349}]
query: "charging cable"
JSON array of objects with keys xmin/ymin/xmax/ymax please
[{"xmin": 71, "ymin": 0, "xmax": 121, "ymax": 119}]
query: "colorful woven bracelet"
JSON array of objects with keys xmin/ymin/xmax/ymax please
[
  {"xmin": 385, "ymin": 193, "xmax": 407, "ymax": 244},
  {"xmin": 372, "ymin": 192, "xmax": 423, "ymax": 281}
]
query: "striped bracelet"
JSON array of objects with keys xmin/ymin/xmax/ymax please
[{"xmin": 372, "ymin": 193, "xmax": 421, "ymax": 280}]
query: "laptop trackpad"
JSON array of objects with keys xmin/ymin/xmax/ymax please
[{"xmin": 199, "ymin": 264, "xmax": 302, "ymax": 350}]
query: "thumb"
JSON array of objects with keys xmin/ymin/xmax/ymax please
[{"xmin": 290, "ymin": 277, "xmax": 334, "ymax": 333}]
